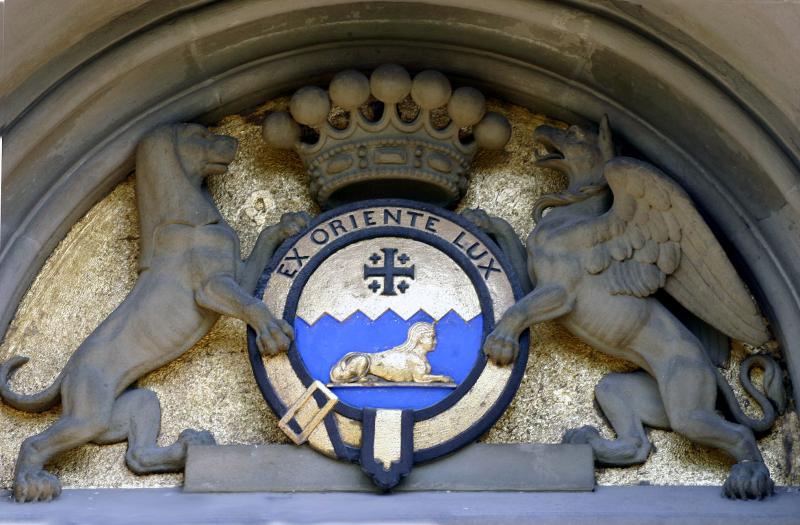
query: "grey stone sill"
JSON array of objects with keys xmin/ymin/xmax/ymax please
[
  {"xmin": 0, "ymin": 486, "xmax": 798, "ymax": 525},
  {"xmin": 184, "ymin": 443, "xmax": 596, "ymax": 493}
]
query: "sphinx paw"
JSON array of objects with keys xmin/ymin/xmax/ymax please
[
  {"xmin": 562, "ymin": 425, "xmax": 601, "ymax": 445},
  {"xmin": 14, "ymin": 469, "xmax": 62, "ymax": 502},
  {"xmin": 178, "ymin": 429, "xmax": 217, "ymax": 447},
  {"xmin": 723, "ymin": 461, "xmax": 774, "ymax": 500},
  {"xmin": 483, "ymin": 329, "xmax": 519, "ymax": 366}
]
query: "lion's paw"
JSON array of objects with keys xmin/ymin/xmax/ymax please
[
  {"xmin": 562, "ymin": 425, "xmax": 601, "ymax": 445},
  {"xmin": 483, "ymin": 329, "xmax": 519, "ymax": 366},
  {"xmin": 278, "ymin": 211, "xmax": 312, "ymax": 239},
  {"xmin": 255, "ymin": 318, "xmax": 294, "ymax": 356},
  {"xmin": 723, "ymin": 461, "xmax": 774, "ymax": 500},
  {"xmin": 178, "ymin": 429, "xmax": 217, "ymax": 447},
  {"xmin": 14, "ymin": 469, "xmax": 62, "ymax": 503}
]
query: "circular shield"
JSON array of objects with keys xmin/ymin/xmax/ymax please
[{"xmin": 248, "ymin": 200, "xmax": 527, "ymax": 488}]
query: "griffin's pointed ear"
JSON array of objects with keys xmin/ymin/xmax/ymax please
[{"xmin": 598, "ymin": 114, "xmax": 614, "ymax": 160}]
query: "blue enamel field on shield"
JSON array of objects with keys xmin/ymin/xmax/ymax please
[{"xmin": 294, "ymin": 310, "xmax": 483, "ymax": 410}]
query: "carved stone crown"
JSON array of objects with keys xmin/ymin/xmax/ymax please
[{"xmin": 262, "ymin": 64, "xmax": 511, "ymax": 208}]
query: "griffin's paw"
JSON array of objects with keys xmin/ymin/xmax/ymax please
[
  {"xmin": 14, "ymin": 469, "xmax": 62, "ymax": 503},
  {"xmin": 461, "ymin": 208, "xmax": 494, "ymax": 233},
  {"xmin": 483, "ymin": 330, "xmax": 519, "ymax": 366},
  {"xmin": 723, "ymin": 461, "xmax": 774, "ymax": 500},
  {"xmin": 178, "ymin": 429, "xmax": 217, "ymax": 447},
  {"xmin": 562, "ymin": 425, "xmax": 601, "ymax": 445},
  {"xmin": 256, "ymin": 317, "xmax": 294, "ymax": 356},
  {"xmin": 278, "ymin": 211, "xmax": 312, "ymax": 239}
]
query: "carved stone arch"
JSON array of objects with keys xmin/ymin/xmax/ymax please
[{"xmin": 2, "ymin": 0, "xmax": 799, "ymax": 407}]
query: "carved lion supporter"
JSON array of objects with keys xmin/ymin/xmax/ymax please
[{"xmin": 0, "ymin": 123, "xmax": 307, "ymax": 502}]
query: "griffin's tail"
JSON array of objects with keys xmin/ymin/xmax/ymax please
[
  {"xmin": 715, "ymin": 354, "xmax": 785, "ymax": 434},
  {"xmin": 0, "ymin": 356, "xmax": 63, "ymax": 412}
]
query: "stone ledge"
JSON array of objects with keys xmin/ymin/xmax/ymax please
[
  {"xmin": 183, "ymin": 443, "xmax": 595, "ymax": 493},
  {"xmin": 1, "ymin": 486, "xmax": 799, "ymax": 525}
]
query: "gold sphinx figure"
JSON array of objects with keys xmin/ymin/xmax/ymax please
[{"xmin": 329, "ymin": 322, "xmax": 453, "ymax": 385}]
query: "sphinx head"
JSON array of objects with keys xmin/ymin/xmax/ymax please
[
  {"xmin": 407, "ymin": 322, "xmax": 437, "ymax": 353},
  {"xmin": 533, "ymin": 115, "xmax": 614, "ymax": 188}
]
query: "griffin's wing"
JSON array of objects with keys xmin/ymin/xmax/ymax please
[{"xmin": 583, "ymin": 157, "xmax": 769, "ymax": 346}]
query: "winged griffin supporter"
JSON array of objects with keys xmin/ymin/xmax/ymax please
[{"xmin": 464, "ymin": 116, "xmax": 785, "ymax": 500}]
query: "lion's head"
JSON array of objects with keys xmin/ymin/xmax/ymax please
[
  {"xmin": 138, "ymin": 123, "xmax": 238, "ymax": 183},
  {"xmin": 173, "ymin": 123, "xmax": 237, "ymax": 182},
  {"xmin": 135, "ymin": 123, "xmax": 239, "ymax": 271}
]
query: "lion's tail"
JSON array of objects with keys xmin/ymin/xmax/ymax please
[
  {"xmin": 330, "ymin": 352, "xmax": 370, "ymax": 384},
  {"xmin": 0, "ymin": 356, "xmax": 63, "ymax": 412},
  {"xmin": 715, "ymin": 354, "xmax": 785, "ymax": 434}
]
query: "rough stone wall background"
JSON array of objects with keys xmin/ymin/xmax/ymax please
[{"xmin": 0, "ymin": 99, "xmax": 795, "ymax": 489}]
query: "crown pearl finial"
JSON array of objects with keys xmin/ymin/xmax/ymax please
[
  {"xmin": 329, "ymin": 70, "xmax": 371, "ymax": 110},
  {"xmin": 448, "ymin": 87, "xmax": 486, "ymax": 128},
  {"xmin": 474, "ymin": 112, "xmax": 512, "ymax": 150},
  {"xmin": 290, "ymin": 86, "xmax": 331, "ymax": 126},
  {"xmin": 370, "ymin": 64, "xmax": 412, "ymax": 104},
  {"xmin": 411, "ymin": 70, "xmax": 452, "ymax": 110},
  {"xmin": 262, "ymin": 112, "xmax": 301, "ymax": 149}
]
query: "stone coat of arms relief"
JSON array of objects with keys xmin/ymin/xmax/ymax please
[{"xmin": 0, "ymin": 65, "xmax": 792, "ymax": 502}]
